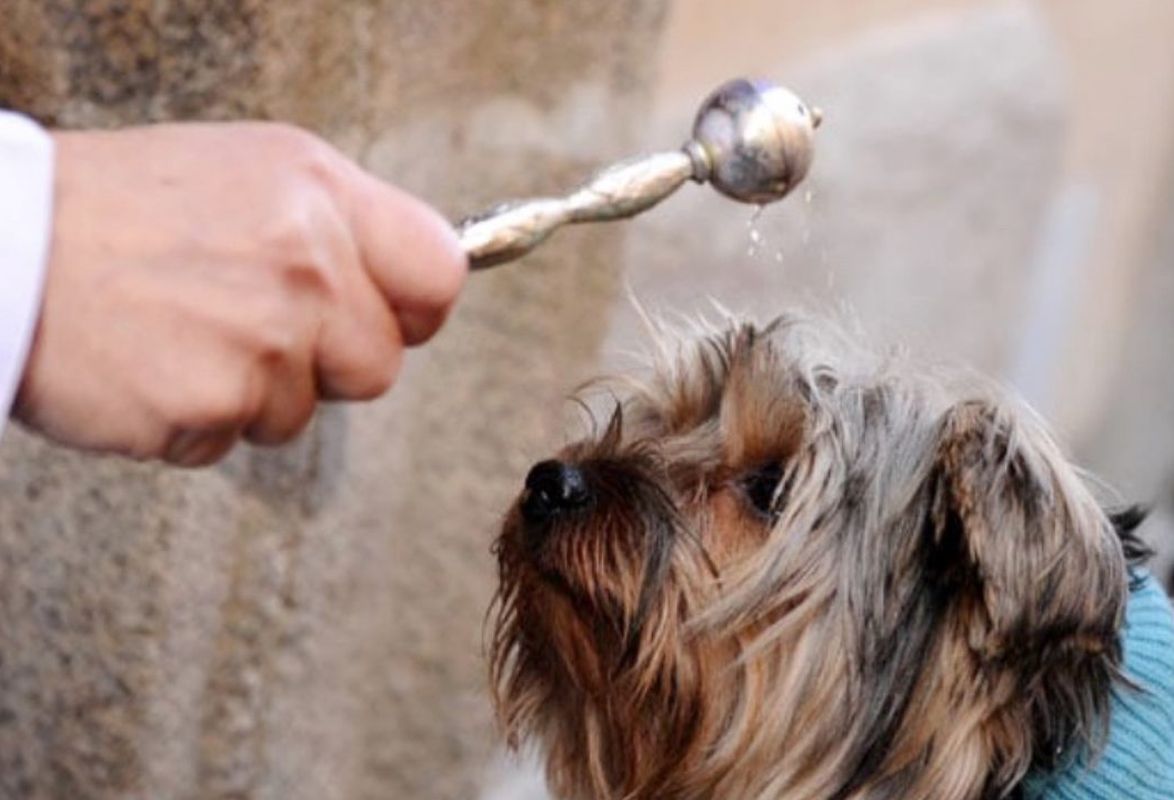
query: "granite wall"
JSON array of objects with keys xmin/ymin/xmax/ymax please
[{"xmin": 0, "ymin": 2, "xmax": 667, "ymax": 798}]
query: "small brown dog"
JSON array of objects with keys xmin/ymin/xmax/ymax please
[{"xmin": 489, "ymin": 314, "xmax": 1152, "ymax": 800}]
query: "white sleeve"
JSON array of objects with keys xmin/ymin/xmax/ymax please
[{"xmin": 0, "ymin": 111, "xmax": 54, "ymax": 440}]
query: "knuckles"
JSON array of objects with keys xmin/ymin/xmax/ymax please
[
  {"xmin": 250, "ymin": 125, "xmax": 352, "ymax": 302},
  {"xmin": 255, "ymin": 123, "xmax": 346, "ymax": 188},
  {"xmin": 237, "ymin": 289, "xmax": 311, "ymax": 363},
  {"xmin": 143, "ymin": 124, "xmax": 415, "ymax": 444},
  {"xmin": 255, "ymin": 196, "xmax": 347, "ymax": 305}
]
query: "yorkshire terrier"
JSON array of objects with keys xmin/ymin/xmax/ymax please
[{"xmin": 489, "ymin": 313, "xmax": 1173, "ymax": 800}]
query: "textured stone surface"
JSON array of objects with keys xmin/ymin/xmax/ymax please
[{"xmin": 0, "ymin": 2, "xmax": 667, "ymax": 798}]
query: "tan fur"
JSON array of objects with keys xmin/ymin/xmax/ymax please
[{"xmin": 490, "ymin": 314, "xmax": 1130, "ymax": 800}]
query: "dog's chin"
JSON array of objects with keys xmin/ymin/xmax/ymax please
[
  {"xmin": 509, "ymin": 511, "xmax": 637, "ymax": 625},
  {"xmin": 516, "ymin": 509, "xmax": 587, "ymax": 577},
  {"xmin": 520, "ymin": 540, "xmax": 599, "ymax": 617}
]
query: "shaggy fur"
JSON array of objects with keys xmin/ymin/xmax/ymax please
[{"xmin": 489, "ymin": 313, "xmax": 1147, "ymax": 800}]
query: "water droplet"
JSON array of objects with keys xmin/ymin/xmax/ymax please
[
  {"xmin": 804, "ymin": 189, "xmax": 814, "ymax": 204},
  {"xmin": 746, "ymin": 208, "xmax": 766, "ymax": 257}
]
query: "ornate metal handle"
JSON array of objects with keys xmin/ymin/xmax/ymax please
[
  {"xmin": 455, "ymin": 78, "xmax": 821, "ymax": 271},
  {"xmin": 458, "ymin": 151, "xmax": 697, "ymax": 270}
]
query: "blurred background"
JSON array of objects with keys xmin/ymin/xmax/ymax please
[{"xmin": 0, "ymin": 1, "xmax": 1170, "ymax": 798}]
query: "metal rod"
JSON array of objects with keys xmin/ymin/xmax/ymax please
[{"xmin": 457, "ymin": 78, "xmax": 822, "ymax": 270}]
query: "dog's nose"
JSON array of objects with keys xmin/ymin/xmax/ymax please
[{"xmin": 522, "ymin": 460, "xmax": 591, "ymax": 524}]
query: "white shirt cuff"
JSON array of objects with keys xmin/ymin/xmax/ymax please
[{"xmin": 0, "ymin": 111, "xmax": 54, "ymax": 440}]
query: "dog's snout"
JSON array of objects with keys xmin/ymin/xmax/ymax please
[{"xmin": 522, "ymin": 460, "xmax": 591, "ymax": 524}]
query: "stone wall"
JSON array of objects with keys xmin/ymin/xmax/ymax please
[{"xmin": 0, "ymin": 3, "xmax": 667, "ymax": 798}]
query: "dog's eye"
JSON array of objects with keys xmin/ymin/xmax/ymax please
[{"xmin": 738, "ymin": 463, "xmax": 785, "ymax": 517}]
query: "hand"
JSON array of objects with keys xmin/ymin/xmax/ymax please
[{"xmin": 14, "ymin": 122, "xmax": 467, "ymax": 466}]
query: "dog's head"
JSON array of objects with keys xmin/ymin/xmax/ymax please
[{"xmin": 490, "ymin": 315, "xmax": 1139, "ymax": 800}]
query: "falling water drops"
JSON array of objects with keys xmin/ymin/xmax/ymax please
[
  {"xmin": 747, "ymin": 226, "xmax": 764, "ymax": 257},
  {"xmin": 745, "ymin": 204, "xmax": 791, "ymax": 266},
  {"xmin": 798, "ymin": 187, "xmax": 816, "ymax": 248},
  {"xmin": 746, "ymin": 205, "xmax": 766, "ymax": 257}
]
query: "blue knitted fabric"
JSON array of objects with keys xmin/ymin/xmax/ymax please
[{"xmin": 1023, "ymin": 572, "xmax": 1174, "ymax": 799}]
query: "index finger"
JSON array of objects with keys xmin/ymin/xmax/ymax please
[{"xmin": 344, "ymin": 170, "xmax": 468, "ymax": 345}]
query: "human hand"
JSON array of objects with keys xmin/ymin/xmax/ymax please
[{"xmin": 14, "ymin": 122, "xmax": 467, "ymax": 466}]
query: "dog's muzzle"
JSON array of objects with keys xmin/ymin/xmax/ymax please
[{"xmin": 521, "ymin": 460, "xmax": 592, "ymax": 526}]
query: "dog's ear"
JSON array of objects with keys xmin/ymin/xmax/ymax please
[
  {"xmin": 927, "ymin": 399, "xmax": 1129, "ymax": 765},
  {"xmin": 928, "ymin": 399, "xmax": 1127, "ymax": 668}
]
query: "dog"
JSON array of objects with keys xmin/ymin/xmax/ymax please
[{"xmin": 488, "ymin": 312, "xmax": 1174, "ymax": 800}]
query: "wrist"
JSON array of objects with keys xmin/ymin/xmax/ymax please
[{"xmin": 0, "ymin": 112, "xmax": 55, "ymax": 437}]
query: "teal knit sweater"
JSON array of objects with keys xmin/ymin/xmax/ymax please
[{"xmin": 1024, "ymin": 573, "xmax": 1174, "ymax": 799}]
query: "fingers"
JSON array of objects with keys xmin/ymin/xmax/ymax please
[
  {"xmin": 163, "ymin": 363, "xmax": 317, "ymax": 465},
  {"xmin": 291, "ymin": 195, "xmax": 404, "ymax": 401},
  {"xmin": 29, "ymin": 121, "xmax": 468, "ymax": 469},
  {"xmin": 163, "ymin": 429, "xmax": 240, "ymax": 468},
  {"xmin": 162, "ymin": 362, "xmax": 316, "ymax": 465},
  {"xmin": 345, "ymin": 171, "xmax": 468, "ymax": 346},
  {"xmin": 243, "ymin": 352, "xmax": 319, "ymax": 446},
  {"xmin": 173, "ymin": 148, "xmax": 468, "ymax": 462},
  {"xmin": 314, "ymin": 311, "xmax": 403, "ymax": 401}
]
